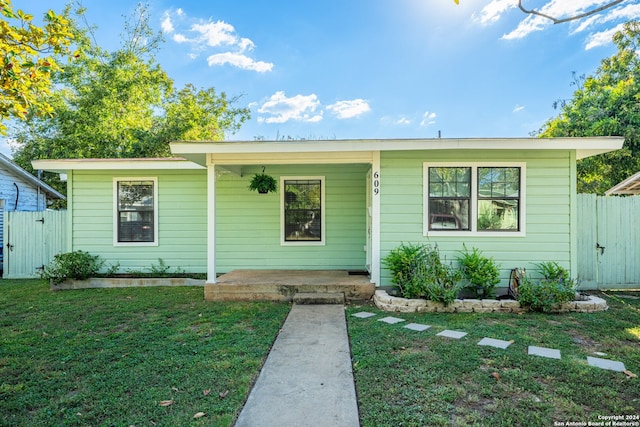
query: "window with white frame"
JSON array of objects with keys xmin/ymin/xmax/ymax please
[
  {"xmin": 281, "ymin": 177, "xmax": 325, "ymax": 245},
  {"xmin": 114, "ymin": 178, "xmax": 158, "ymax": 245},
  {"xmin": 424, "ymin": 163, "xmax": 525, "ymax": 235}
]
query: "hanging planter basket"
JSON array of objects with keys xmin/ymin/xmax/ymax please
[{"xmin": 248, "ymin": 173, "xmax": 277, "ymax": 194}]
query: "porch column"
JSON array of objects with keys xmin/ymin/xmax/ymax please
[
  {"xmin": 371, "ymin": 151, "xmax": 381, "ymax": 285},
  {"xmin": 207, "ymin": 162, "xmax": 217, "ymax": 283}
]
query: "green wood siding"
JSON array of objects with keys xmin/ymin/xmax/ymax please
[
  {"xmin": 379, "ymin": 150, "xmax": 573, "ymax": 286},
  {"xmin": 71, "ymin": 170, "xmax": 207, "ymax": 273},
  {"xmin": 216, "ymin": 164, "xmax": 368, "ymax": 271}
]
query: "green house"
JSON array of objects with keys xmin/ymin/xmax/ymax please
[{"xmin": 34, "ymin": 137, "xmax": 622, "ymax": 293}]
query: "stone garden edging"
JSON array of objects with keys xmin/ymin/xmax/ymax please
[{"xmin": 373, "ymin": 290, "xmax": 609, "ymax": 313}]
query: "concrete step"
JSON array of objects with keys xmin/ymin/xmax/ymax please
[{"xmin": 293, "ymin": 292, "xmax": 345, "ymax": 305}]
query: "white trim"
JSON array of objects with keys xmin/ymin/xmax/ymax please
[
  {"xmin": 370, "ymin": 151, "xmax": 381, "ymax": 286},
  {"xmin": 207, "ymin": 164, "xmax": 217, "ymax": 283},
  {"xmin": 170, "ymin": 137, "xmax": 622, "ymax": 161},
  {"xmin": 423, "ymin": 162, "xmax": 526, "ymax": 238},
  {"xmin": 33, "ymin": 158, "xmax": 204, "ymax": 173},
  {"xmin": 280, "ymin": 176, "xmax": 326, "ymax": 246},
  {"xmin": 113, "ymin": 177, "xmax": 159, "ymax": 247}
]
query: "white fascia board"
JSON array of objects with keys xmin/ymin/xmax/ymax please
[
  {"xmin": 171, "ymin": 137, "xmax": 624, "ymax": 159},
  {"xmin": 32, "ymin": 158, "xmax": 205, "ymax": 173}
]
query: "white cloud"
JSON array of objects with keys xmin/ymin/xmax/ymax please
[
  {"xmin": 477, "ymin": 0, "xmax": 637, "ymax": 48},
  {"xmin": 191, "ymin": 21, "xmax": 238, "ymax": 47},
  {"xmin": 257, "ymin": 91, "xmax": 323, "ymax": 123},
  {"xmin": 173, "ymin": 33, "xmax": 190, "ymax": 43},
  {"xmin": 420, "ymin": 111, "xmax": 437, "ymax": 127},
  {"xmin": 162, "ymin": 8, "xmax": 273, "ymax": 72},
  {"xmin": 161, "ymin": 14, "xmax": 174, "ymax": 33},
  {"xmin": 207, "ymin": 53, "xmax": 273, "ymax": 72},
  {"xmin": 326, "ymin": 99, "xmax": 371, "ymax": 119},
  {"xmin": 513, "ymin": 104, "xmax": 525, "ymax": 113},
  {"xmin": 475, "ymin": 0, "xmax": 516, "ymax": 25},
  {"xmin": 585, "ymin": 23, "xmax": 626, "ymax": 49},
  {"xmin": 394, "ymin": 117, "xmax": 412, "ymax": 125}
]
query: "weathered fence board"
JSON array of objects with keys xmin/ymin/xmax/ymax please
[
  {"xmin": 3, "ymin": 210, "xmax": 68, "ymax": 279},
  {"xmin": 577, "ymin": 194, "xmax": 640, "ymax": 289}
]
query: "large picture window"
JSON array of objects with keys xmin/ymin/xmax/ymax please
[
  {"xmin": 424, "ymin": 164, "xmax": 525, "ymax": 236},
  {"xmin": 281, "ymin": 177, "xmax": 325, "ymax": 245},
  {"xmin": 114, "ymin": 178, "xmax": 158, "ymax": 245}
]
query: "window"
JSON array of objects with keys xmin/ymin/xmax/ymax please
[
  {"xmin": 477, "ymin": 167, "xmax": 520, "ymax": 231},
  {"xmin": 114, "ymin": 178, "xmax": 158, "ymax": 245},
  {"xmin": 281, "ymin": 177, "xmax": 325, "ymax": 245},
  {"xmin": 428, "ymin": 167, "xmax": 471, "ymax": 230},
  {"xmin": 424, "ymin": 164, "xmax": 525, "ymax": 236}
]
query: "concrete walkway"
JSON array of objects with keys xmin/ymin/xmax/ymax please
[{"xmin": 234, "ymin": 304, "xmax": 360, "ymax": 427}]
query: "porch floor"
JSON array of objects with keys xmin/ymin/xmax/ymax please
[{"xmin": 205, "ymin": 269, "xmax": 375, "ymax": 302}]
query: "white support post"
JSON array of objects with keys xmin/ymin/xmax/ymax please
[
  {"xmin": 371, "ymin": 151, "xmax": 381, "ymax": 286},
  {"xmin": 207, "ymin": 161, "xmax": 217, "ymax": 283}
]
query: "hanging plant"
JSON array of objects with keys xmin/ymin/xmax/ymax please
[{"xmin": 248, "ymin": 173, "xmax": 277, "ymax": 194}]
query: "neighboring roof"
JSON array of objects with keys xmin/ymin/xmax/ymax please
[
  {"xmin": 31, "ymin": 137, "xmax": 624, "ymax": 172},
  {"xmin": 31, "ymin": 157, "xmax": 206, "ymax": 173},
  {"xmin": 169, "ymin": 137, "xmax": 624, "ymax": 167},
  {"xmin": 1, "ymin": 153, "xmax": 65, "ymax": 200},
  {"xmin": 605, "ymin": 171, "xmax": 640, "ymax": 196}
]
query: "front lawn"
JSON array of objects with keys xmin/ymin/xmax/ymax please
[
  {"xmin": 348, "ymin": 292, "xmax": 640, "ymax": 427},
  {"xmin": 0, "ymin": 280, "xmax": 290, "ymax": 426}
]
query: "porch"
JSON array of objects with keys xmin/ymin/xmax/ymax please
[{"xmin": 204, "ymin": 269, "xmax": 375, "ymax": 302}]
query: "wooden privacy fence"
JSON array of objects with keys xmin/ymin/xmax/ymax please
[
  {"xmin": 577, "ymin": 193, "xmax": 640, "ymax": 290},
  {"xmin": 3, "ymin": 210, "xmax": 68, "ymax": 279}
]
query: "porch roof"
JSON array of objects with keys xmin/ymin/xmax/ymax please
[
  {"xmin": 170, "ymin": 137, "xmax": 623, "ymax": 166},
  {"xmin": 31, "ymin": 137, "xmax": 624, "ymax": 172},
  {"xmin": 605, "ymin": 171, "xmax": 640, "ymax": 195}
]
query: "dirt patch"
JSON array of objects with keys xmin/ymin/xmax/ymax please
[{"xmin": 567, "ymin": 329, "xmax": 602, "ymax": 353}]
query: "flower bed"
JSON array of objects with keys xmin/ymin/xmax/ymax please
[{"xmin": 373, "ymin": 290, "xmax": 608, "ymax": 313}]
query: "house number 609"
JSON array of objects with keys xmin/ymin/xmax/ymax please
[{"xmin": 373, "ymin": 171, "xmax": 380, "ymax": 195}]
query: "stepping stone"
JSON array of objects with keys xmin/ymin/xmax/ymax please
[
  {"xmin": 378, "ymin": 316, "xmax": 405, "ymax": 324},
  {"xmin": 478, "ymin": 337, "xmax": 513, "ymax": 349},
  {"xmin": 528, "ymin": 346, "xmax": 561, "ymax": 360},
  {"xmin": 352, "ymin": 311, "xmax": 377, "ymax": 319},
  {"xmin": 404, "ymin": 323, "xmax": 431, "ymax": 332},
  {"xmin": 587, "ymin": 356, "xmax": 626, "ymax": 372},
  {"xmin": 436, "ymin": 330, "xmax": 467, "ymax": 339}
]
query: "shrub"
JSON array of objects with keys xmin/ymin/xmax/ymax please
[
  {"xmin": 41, "ymin": 251, "xmax": 107, "ymax": 285},
  {"xmin": 383, "ymin": 243, "xmax": 462, "ymax": 303},
  {"xmin": 383, "ymin": 243, "xmax": 430, "ymax": 298},
  {"xmin": 456, "ymin": 246, "xmax": 501, "ymax": 298},
  {"xmin": 517, "ymin": 262, "xmax": 577, "ymax": 312}
]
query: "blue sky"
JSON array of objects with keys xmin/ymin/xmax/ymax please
[{"xmin": 9, "ymin": 0, "xmax": 640, "ymax": 150}]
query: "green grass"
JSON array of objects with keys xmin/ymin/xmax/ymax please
[
  {"xmin": 348, "ymin": 292, "xmax": 640, "ymax": 427},
  {"xmin": 0, "ymin": 280, "xmax": 291, "ymax": 427},
  {"xmin": 3, "ymin": 281, "xmax": 639, "ymax": 427}
]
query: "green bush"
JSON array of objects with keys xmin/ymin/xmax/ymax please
[
  {"xmin": 41, "ymin": 251, "xmax": 107, "ymax": 285},
  {"xmin": 456, "ymin": 246, "xmax": 501, "ymax": 298},
  {"xmin": 517, "ymin": 262, "xmax": 577, "ymax": 312},
  {"xmin": 383, "ymin": 243, "xmax": 462, "ymax": 304},
  {"xmin": 383, "ymin": 243, "xmax": 430, "ymax": 297}
]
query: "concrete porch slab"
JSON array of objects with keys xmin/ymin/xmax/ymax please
[{"xmin": 205, "ymin": 270, "xmax": 375, "ymax": 302}]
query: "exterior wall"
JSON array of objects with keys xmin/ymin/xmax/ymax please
[
  {"xmin": 0, "ymin": 168, "xmax": 48, "ymax": 211},
  {"xmin": 379, "ymin": 149, "xmax": 573, "ymax": 287},
  {"xmin": 70, "ymin": 169, "xmax": 207, "ymax": 273},
  {"xmin": 215, "ymin": 164, "xmax": 368, "ymax": 272}
]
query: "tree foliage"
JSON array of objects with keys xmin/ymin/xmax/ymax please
[
  {"xmin": 539, "ymin": 20, "xmax": 640, "ymax": 194},
  {"xmin": 11, "ymin": 3, "xmax": 250, "ymax": 189},
  {"xmin": 0, "ymin": 0, "xmax": 77, "ymax": 134}
]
